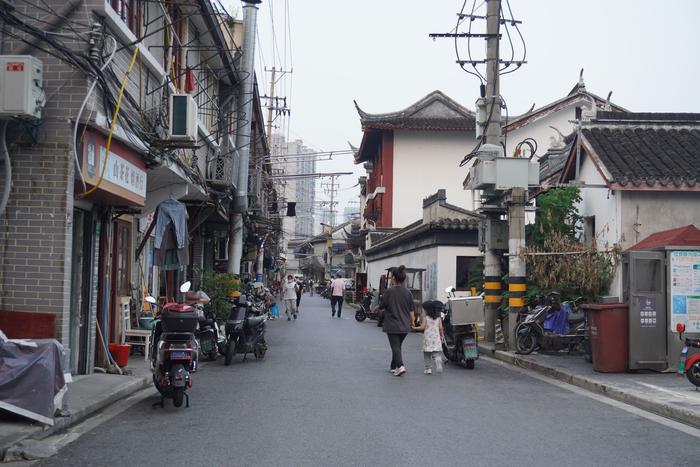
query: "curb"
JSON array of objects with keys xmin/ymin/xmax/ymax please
[
  {"xmin": 479, "ymin": 344, "xmax": 700, "ymax": 429},
  {"xmin": 1, "ymin": 374, "xmax": 151, "ymax": 460}
]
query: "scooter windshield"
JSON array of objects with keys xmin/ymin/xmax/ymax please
[{"xmin": 227, "ymin": 307, "xmax": 246, "ymax": 322}]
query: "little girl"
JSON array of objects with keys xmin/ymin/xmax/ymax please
[{"xmin": 412, "ymin": 301, "xmax": 444, "ymax": 374}]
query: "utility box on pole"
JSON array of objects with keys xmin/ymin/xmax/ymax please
[{"xmin": 467, "ymin": 157, "xmax": 540, "ymax": 191}]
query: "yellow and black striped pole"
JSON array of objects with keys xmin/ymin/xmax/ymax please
[
  {"xmin": 508, "ymin": 276, "xmax": 526, "ymax": 311},
  {"xmin": 484, "ymin": 276, "xmax": 502, "ymax": 305}
]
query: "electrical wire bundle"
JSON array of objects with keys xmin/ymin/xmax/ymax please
[{"xmin": 449, "ymin": 0, "xmax": 526, "ymax": 167}]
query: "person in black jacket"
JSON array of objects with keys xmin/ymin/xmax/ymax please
[{"xmin": 379, "ymin": 265, "xmax": 415, "ymax": 376}]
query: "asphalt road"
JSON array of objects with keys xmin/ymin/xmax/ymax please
[{"xmin": 39, "ymin": 294, "xmax": 697, "ymax": 467}]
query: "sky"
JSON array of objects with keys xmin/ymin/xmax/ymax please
[{"xmin": 224, "ymin": 0, "xmax": 700, "ymax": 226}]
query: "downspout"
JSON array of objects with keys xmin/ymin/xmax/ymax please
[{"xmin": 228, "ymin": 0, "xmax": 261, "ymax": 275}]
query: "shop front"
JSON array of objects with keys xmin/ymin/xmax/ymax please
[{"xmin": 72, "ymin": 128, "xmax": 147, "ymax": 371}]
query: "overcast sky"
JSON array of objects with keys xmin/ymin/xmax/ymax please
[{"xmin": 225, "ymin": 0, "xmax": 700, "ymax": 224}]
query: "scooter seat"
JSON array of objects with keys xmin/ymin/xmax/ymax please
[
  {"xmin": 199, "ymin": 318, "xmax": 215, "ymax": 327},
  {"xmin": 246, "ymin": 316, "xmax": 266, "ymax": 327}
]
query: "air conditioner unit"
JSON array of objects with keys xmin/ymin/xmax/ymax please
[
  {"xmin": 0, "ymin": 55, "xmax": 43, "ymax": 119},
  {"xmin": 168, "ymin": 93, "xmax": 197, "ymax": 141}
]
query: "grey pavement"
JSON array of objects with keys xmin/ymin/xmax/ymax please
[
  {"xmin": 480, "ymin": 343, "xmax": 700, "ymax": 429},
  {"xmin": 25, "ymin": 295, "xmax": 700, "ymax": 466},
  {"xmin": 1, "ymin": 359, "xmax": 150, "ymax": 461}
]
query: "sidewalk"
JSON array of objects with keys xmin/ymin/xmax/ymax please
[
  {"xmin": 0, "ymin": 360, "xmax": 151, "ymax": 461},
  {"xmin": 480, "ymin": 343, "xmax": 700, "ymax": 429}
]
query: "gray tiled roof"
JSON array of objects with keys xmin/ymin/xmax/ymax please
[
  {"xmin": 354, "ymin": 90, "xmax": 476, "ymax": 131},
  {"xmin": 582, "ymin": 113, "xmax": 700, "ymax": 188}
]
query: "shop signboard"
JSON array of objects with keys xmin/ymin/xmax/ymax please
[
  {"xmin": 670, "ymin": 250, "xmax": 700, "ymax": 332},
  {"xmin": 82, "ymin": 129, "xmax": 147, "ymax": 206}
]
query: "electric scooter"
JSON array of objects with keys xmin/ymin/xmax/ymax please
[
  {"xmin": 676, "ymin": 322, "xmax": 700, "ymax": 389},
  {"xmin": 147, "ymin": 281, "xmax": 199, "ymax": 408}
]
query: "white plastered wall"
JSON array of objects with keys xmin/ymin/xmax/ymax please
[{"xmin": 392, "ymin": 131, "xmax": 478, "ymax": 228}]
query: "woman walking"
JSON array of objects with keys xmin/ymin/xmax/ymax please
[{"xmin": 379, "ymin": 265, "xmax": 415, "ymax": 376}]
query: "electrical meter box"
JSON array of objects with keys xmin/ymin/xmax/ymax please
[
  {"xmin": 467, "ymin": 157, "xmax": 540, "ymax": 191},
  {"xmin": 0, "ymin": 56, "xmax": 43, "ymax": 119}
]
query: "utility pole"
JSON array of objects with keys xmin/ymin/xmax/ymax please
[
  {"xmin": 265, "ymin": 66, "xmax": 276, "ymax": 144},
  {"xmin": 482, "ymin": 0, "xmax": 503, "ymax": 344},
  {"xmin": 320, "ymin": 176, "xmax": 338, "ymax": 279},
  {"xmin": 430, "ymin": 0, "xmax": 528, "ymax": 348},
  {"xmin": 262, "ymin": 66, "xmax": 291, "ymax": 146},
  {"xmin": 228, "ymin": 0, "xmax": 261, "ymax": 275}
]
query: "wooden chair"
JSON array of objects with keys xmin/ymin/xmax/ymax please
[{"xmin": 121, "ymin": 299, "xmax": 151, "ymax": 361}]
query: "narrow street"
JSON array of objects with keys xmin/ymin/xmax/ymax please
[{"xmin": 40, "ymin": 294, "xmax": 697, "ymax": 467}]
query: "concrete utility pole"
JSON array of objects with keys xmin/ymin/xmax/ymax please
[
  {"xmin": 507, "ymin": 187, "xmax": 527, "ymax": 350},
  {"xmin": 228, "ymin": 0, "xmax": 261, "ymax": 275},
  {"xmin": 265, "ymin": 66, "xmax": 276, "ymax": 145},
  {"xmin": 320, "ymin": 175, "xmax": 338, "ymax": 279},
  {"xmin": 482, "ymin": 0, "xmax": 503, "ymax": 344}
]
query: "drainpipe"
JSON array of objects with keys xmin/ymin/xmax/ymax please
[{"xmin": 228, "ymin": 0, "xmax": 261, "ymax": 275}]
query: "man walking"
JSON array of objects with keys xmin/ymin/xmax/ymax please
[
  {"xmin": 330, "ymin": 275, "xmax": 345, "ymax": 318},
  {"xmin": 283, "ymin": 274, "xmax": 298, "ymax": 320},
  {"xmin": 295, "ymin": 278, "xmax": 304, "ymax": 312}
]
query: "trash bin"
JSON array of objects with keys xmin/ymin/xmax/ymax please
[{"xmin": 582, "ymin": 303, "xmax": 628, "ymax": 373}]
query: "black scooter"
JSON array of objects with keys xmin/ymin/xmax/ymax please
[
  {"xmin": 195, "ymin": 309, "xmax": 220, "ymax": 361},
  {"xmin": 354, "ymin": 289, "xmax": 378, "ymax": 322},
  {"xmin": 224, "ymin": 294, "xmax": 268, "ymax": 365}
]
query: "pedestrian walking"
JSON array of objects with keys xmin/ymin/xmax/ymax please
[
  {"xmin": 412, "ymin": 301, "xmax": 444, "ymax": 375},
  {"xmin": 330, "ymin": 275, "xmax": 345, "ymax": 318},
  {"xmin": 308, "ymin": 279, "xmax": 314, "ymax": 297},
  {"xmin": 283, "ymin": 274, "xmax": 298, "ymax": 321},
  {"xmin": 295, "ymin": 278, "xmax": 304, "ymax": 311},
  {"xmin": 379, "ymin": 265, "xmax": 415, "ymax": 376}
]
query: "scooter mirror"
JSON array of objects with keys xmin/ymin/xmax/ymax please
[
  {"xmin": 444, "ymin": 286, "xmax": 454, "ymax": 294},
  {"xmin": 180, "ymin": 281, "xmax": 192, "ymax": 293},
  {"xmin": 677, "ymin": 322, "xmax": 686, "ymax": 339},
  {"xmin": 145, "ymin": 296, "xmax": 157, "ymax": 304}
]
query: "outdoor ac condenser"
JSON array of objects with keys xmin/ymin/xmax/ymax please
[{"xmin": 168, "ymin": 93, "xmax": 197, "ymax": 141}]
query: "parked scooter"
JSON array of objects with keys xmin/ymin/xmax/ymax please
[
  {"xmin": 515, "ymin": 292, "xmax": 588, "ymax": 355},
  {"xmin": 195, "ymin": 309, "xmax": 220, "ymax": 361},
  {"xmin": 440, "ymin": 287, "xmax": 482, "ymax": 370},
  {"xmin": 224, "ymin": 294, "xmax": 268, "ymax": 365},
  {"xmin": 147, "ymin": 282, "xmax": 199, "ymax": 408},
  {"xmin": 354, "ymin": 289, "xmax": 378, "ymax": 322},
  {"xmin": 676, "ymin": 323, "xmax": 700, "ymax": 389}
]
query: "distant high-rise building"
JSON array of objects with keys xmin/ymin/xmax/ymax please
[{"xmin": 270, "ymin": 134, "xmax": 316, "ymax": 239}]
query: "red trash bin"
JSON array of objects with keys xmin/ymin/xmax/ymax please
[
  {"xmin": 583, "ymin": 303, "xmax": 628, "ymax": 373},
  {"xmin": 582, "ymin": 303, "xmax": 629, "ymax": 373}
]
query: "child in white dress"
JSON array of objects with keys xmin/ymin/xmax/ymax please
[{"xmin": 412, "ymin": 301, "xmax": 444, "ymax": 374}]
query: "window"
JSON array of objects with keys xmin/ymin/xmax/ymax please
[
  {"xmin": 215, "ymin": 237, "xmax": 228, "ymax": 261},
  {"xmin": 111, "ymin": 0, "xmax": 142, "ymax": 37},
  {"xmin": 165, "ymin": 4, "xmax": 185, "ymax": 90},
  {"xmin": 455, "ymin": 256, "xmax": 482, "ymax": 292},
  {"xmin": 196, "ymin": 66, "xmax": 217, "ymax": 130},
  {"xmin": 583, "ymin": 216, "xmax": 596, "ymax": 246}
]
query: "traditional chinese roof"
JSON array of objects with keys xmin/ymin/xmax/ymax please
[
  {"xmin": 505, "ymin": 80, "xmax": 626, "ymax": 132},
  {"xmin": 561, "ymin": 112, "xmax": 700, "ymax": 190},
  {"xmin": 354, "ymin": 90, "xmax": 476, "ymax": 132}
]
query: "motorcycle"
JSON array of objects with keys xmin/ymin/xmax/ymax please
[
  {"xmin": 224, "ymin": 294, "xmax": 268, "ymax": 365},
  {"xmin": 676, "ymin": 322, "xmax": 700, "ymax": 389},
  {"xmin": 195, "ymin": 309, "xmax": 221, "ymax": 362},
  {"xmin": 354, "ymin": 289, "xmax": 379, "ymax": 322},
  {"xmin": 515, "ymin": 292, "xmax": 588, "ymax": 356},
  {"xmin": 147, "ymin": 281, "xmax": 200, "ymax": 408},
  {"xmin": 440, "ymin": 287, "xmax": 482, "ymax": 370}
]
